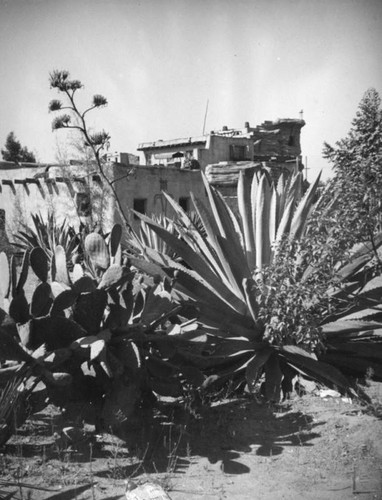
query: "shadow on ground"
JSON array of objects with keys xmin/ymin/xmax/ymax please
[{"xmin": 4, "ymin": 397, "xmax": 324, "ymax": 479}]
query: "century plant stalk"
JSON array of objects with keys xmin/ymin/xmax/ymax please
[{"xmin": 49, "ymin": 70, "xmax": 132, "ymax": 232}]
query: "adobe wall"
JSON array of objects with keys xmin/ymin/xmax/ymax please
[
  {"xmin": 0, "ymin": 161, "xmax": 116, "ymax": 246},
  {"xmin": 112, "ymin": 164, "xmax": 207, "ymax": 226},
  {"xmin": 198, "ymin": 135, "xmax": 254, "ymax": 169},
  {"xmin": 0, "ymin": 161, "xmax": 208, "ymax": 249}
]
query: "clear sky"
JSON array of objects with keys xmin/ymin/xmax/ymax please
[{"xmin": 0, "ymin": 0, "xmax": 381, "ymax": 181}]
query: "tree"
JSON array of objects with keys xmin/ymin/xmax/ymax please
[
  {"xmin": 1, "ymin": 132, "xmax": 36, "ymax": 163},
  {"xmin": 48, "ymin": 70, "xmax": 131, "ymax": 231},
  {"xmin": 320, "ymin": 88, "xmax": 382, "ymax": 252}
]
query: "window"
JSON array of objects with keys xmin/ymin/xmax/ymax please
[
  {"xmin": 133, "ymin": 198, "xmax": 147, "ymax": 218},
  {"xmin": 159, "ymin": 179, "xmax": 168, "ymax": 191},
  {"xmin": 75, "ymin": 193, "xmax": 91, "ymax": 217},
  {"xmin": 288, "ymin": 135, "xmax": 295, "ymax": 147},
  {"xmin": 179, "ymin": 197, "xmax": 190, "ymax": 212},
  {"xmin": 230, "ymin": 145, "xmax": 248, "ymax": 161}
]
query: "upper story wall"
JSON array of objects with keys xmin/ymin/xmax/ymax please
[
  {"xmin": 252, "ymin": 119, "xmax": 305, "ymax": 159},
  {"xmin": 138, "ymin": 118, "xmax": 305, "ymax": 170},
  {"xmin": 112, "ymin": 164, "xmax": 207, "ymax": 228}
]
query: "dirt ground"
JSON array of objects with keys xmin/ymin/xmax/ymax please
[{"xmin": 0, "ymin": 383, "xmax": 382, "ymax": 500}]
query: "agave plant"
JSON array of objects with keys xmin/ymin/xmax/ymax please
[
  {"xmin": 13, "ymin": 212, "xmax": 80, "ymax": 265},
  {"xmin": 127, "ymin": 169, "xmax": 382, "ymax": 402}
]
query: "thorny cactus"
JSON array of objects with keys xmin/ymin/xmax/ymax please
[{"xmin": 0, "ymin": 223, "xmax": 207, "ymax": 443}]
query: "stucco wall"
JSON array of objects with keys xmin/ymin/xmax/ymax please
[
  {"xmin": 0, "ymin": 161, "xmax": 208, "ymax": 245},
  {"xmin": 112, "ymin": 164, "xmax": 207, "ymax": 228}
]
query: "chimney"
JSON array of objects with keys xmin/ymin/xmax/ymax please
[
  {"xmin": 245, "ymin": 121, "xmax": 250, "ymax": 128},
  {"xmin": 222, "ymin": 125, "xmax": 228, "ymax": 131}
]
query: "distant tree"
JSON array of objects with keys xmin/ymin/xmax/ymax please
[
  {"xmin": 319, "ymin": 88, "xmax": 382, "ymax": 252},
  {"xmin": 1, "ymin": 132, "xmax": 36, "ymax": 163}
]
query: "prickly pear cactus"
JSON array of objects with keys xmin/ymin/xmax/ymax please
[{"xmin": 84, "ymin": 232, "xmax": 110, "ymax": 271}]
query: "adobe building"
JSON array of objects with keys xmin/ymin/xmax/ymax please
[
  {"xmin": 0, "ymin": 157, "xmax": 206, "ymax": 249},
  {"xmin": 0, "ymin": 117, "xmax": 305, "ymax": 250},
  {"xmin": 138, "ymin": 118, "xmax": 304, "ymax": 169}
]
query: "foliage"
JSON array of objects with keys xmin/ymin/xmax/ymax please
[
  {"xmin": 320, "ymin": 88, "xmax": 382, "ymax": 251},
  {"xmin": 49, "ymin": 70, "xmax": 131, "ymax": 230},
  {"xmin": 1, "ymin": 132, "xmax": 36, "ymax": 163},
  {"xmin": 128, "ymin": 168, "xmax": 382, "ymax": 402},
  {"xmin": 13, "ymin": 212, "xmax": 80, "ymax": 265},
  {"xmin": 0, "ymin": 224, "xmax": 208, "ymax": 445}
]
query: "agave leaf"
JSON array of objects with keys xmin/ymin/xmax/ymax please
[
  {"xmin": 140, "ymin": 285, "xmax": 173, "ymax": 327},
  {"xmin": 278, "ymin": 345, "xmax": 351, "ymax": 393},
  {"xmin": 319, "ymin": 352, "xmax": 382, "ymax": 379},
  {"xmin": 98, "ymin": 265, "xmax": 131, "ymax": 290},
  {"xmin": 268, "ymin": 185, "xmax": 279, "ymax": 247},
  {"xmin": 164, "ymin": 192, "xmax": 234, "ymax": 281},
  {"xmin": 16, "ymin": 251, "xmax": 30, "ymax": 294},
  {"xmin": 337, "ymin": 253, "xmax": 373, "ymax": 281},
  {"xmin": 263, "ymin": 353, "xmax": 283, "ymax": 401},
  {"xmin": 215, "ymin": 234, "xmax": 249, "ymax": 300},
  {"xmin": 134, "ymin": 215, "xmax": 246, "ymax": 308},
  {"xmin": 275, "ymin": 197, "xmax": 295, "ymax": 245},
  {"xmin": 255, "ymin": 174, "xmax": 272, "ymax": 269},
  {"xmin": 0, "ymin": 253, "xmax": 10, "ymax": 298},
  {"xmin": 243, "ymin": 277, "xmax": 260, "ymax": 324},
  {"xmin": 322, "ymin": 320, "xmax": 382, "ymax": 336},
  {"xmin": 201, "ymin": 170, "xmax": 227, "ymax": 238},
  {"xmin": 190, "ymin": 193, "xmax": 220, "ymax": 248},
  {"xmin": 245, "ymin": 347, "xmax": 273, "ymax": 392},
  {"xmin": 128, "ymin": 256, "xmax": 168, "ymax": 280},
  {"xmin": 289, "ymin": 171, "xmax": 321, "ymax": 241},
  {"xmin": 30, "ymin": 247, "xmax": 49, "ymax": 282},
  {"xmin": 325, "ymin": 342, "xmax": 382, "ymax": 359},
  {"xmin": 237, "ymin": 171, "xmax": 256, "ymax": 269},
  {"xmin": 171, "ymin": 264, "xmax": 247, "ymax": 317}
]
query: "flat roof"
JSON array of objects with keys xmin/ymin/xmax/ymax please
[{"xmin": 138, "ymin": 136, "xmax": 207, "ymax": 151}]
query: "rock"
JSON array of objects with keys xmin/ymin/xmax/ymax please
[{"xmin": 125, "ymin": 481, "xmax": 172, "ymax": 500}]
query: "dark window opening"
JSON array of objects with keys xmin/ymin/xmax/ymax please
[
  {"xmin": 133, "ymin": 198, "xmax": 147, "ymax": 219},
  {"xmin": 76, "ymin": 193, "xmax": 91, "ymax": 217},
  {"xmin": 288, "ymin": 135, "xmax": 295, "ymax": 147},
  {"xmin": 179, "ymin": 197, "xmax": 190, "ymax": 212},
  {"xmin": 230, "ymin": 145, "xmax": 248, "ymax": 161}
]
